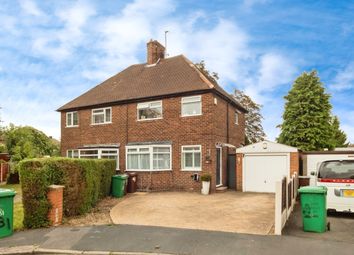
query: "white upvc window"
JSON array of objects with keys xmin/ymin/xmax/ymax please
[
  {"xmin": 67, "ymin": 148, "xmax": 119, "ymax": 169},
  {"xmin": 92, "ymin": 107, "xmax": 112, "ymax": 125},
  {"xmin": 126, "ymin": 145, "xmax": 172, "ymax": 171},
  {"xmin": 235, "ymin": 111, "xmax": 239, "ymax": 125},
  {"xmin": 67, "ymin": 149, "xmax": 79, "ymax": 158},
  {"xmin": 181, "ymin": 95, "xmax": 202, "ymax": 117},
  {"xmin": 66, "ymin": 112, "xmax": 78, "ymax": 127},
  {"xmin": 182, "ymin": 145, "xmax": 202, "ymax": 171},
  {"xmin": 137, "ymin": 101, "xmax": 162, "ymax": 120}
]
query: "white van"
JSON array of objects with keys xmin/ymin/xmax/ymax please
[{"xmin": 312, "ymin": 160, "xmax": 354, "ymax": 212}]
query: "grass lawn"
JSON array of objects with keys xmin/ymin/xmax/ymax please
[{"xmin": 0, "ymin": 183, "xmax": 24, "ymax": 231}]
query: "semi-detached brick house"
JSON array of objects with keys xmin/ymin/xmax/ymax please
[{"xmin": 58, "ymin": 40, "xmax": 246, "ymax": 192}]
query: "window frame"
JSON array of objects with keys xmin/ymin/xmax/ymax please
[
  {"xmin": 67, "ymin": 148, "xmax": 119, "ymax": 169},
  {"xmin": 181, "ymin": 145, "xmax": 202, "ymax": 171},
  {"xmin": 66, "ymin": 111, "xmax": 79, "ymax": 127},
  {"xmin": 235, "ymin": 111, "xmax": 239, "ymax": 125},
  {"xmin": 181, "ymin": 95, "xmax": 202, "ymax": 117},
  {"xmin": 67, "ymin": 149, "xmax": 79, "ymax": 158},
  {"xmin": 91, "ymin": 107, "xmax": 112, "ymax": 125},
  {"xmin": 125, "ymin": 144, "xmax": 172, "ymax": 171},
  {"xmin": 137, "ymin": 100, "xmax": 163, "ymax": 121}
]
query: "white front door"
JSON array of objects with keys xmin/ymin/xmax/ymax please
[{"xmin": 244, "ymin": 154, "xmax": 288, "ymax": 192}]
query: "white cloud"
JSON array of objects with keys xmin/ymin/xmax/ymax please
[
  {"xmin": 19, "ymin": 0, "xmax": 44, "ymax": 16},
  {"xmin": 32, "ymin": 1, "xmax": 95, "ymax": 61},
  {"xmin": 331, "ymin": 62, "xmax": 354, "ymax": 91},
  {"xmin": 1, "ymin": 0, "xmax": 299, "ymax": 140}
]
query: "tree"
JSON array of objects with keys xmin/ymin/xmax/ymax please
[
  {"xmin": 194, "ymin": 60, "xmax": 266, "ymax": 144},
  {"xmin": 4, "ymin": 124, "xmax": 59, "ymax": 162},
  {"xmin": 233, "ymin": 89, "xmax": 266, "ymax": 144},
  {"xmin": 329, "ymin": 116, "xmax": 348, "ymax": 148},
  {"xmin": 195, "ymin": 60, "xmax": 219, "ymax": 85},
  {"xmin": 277, "ymin": 71, "xmax": 333, "ymax": 151}
]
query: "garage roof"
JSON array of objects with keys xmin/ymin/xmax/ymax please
[{"xmin": 236, "ymin": 140, "xmax": 298, "ymax": 153}]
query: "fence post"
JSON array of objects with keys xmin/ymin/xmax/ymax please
[
  {"xmin": 47, "ymin": 185, "xmax": 64, "ymax": 226},
  {"xmin": 275, "ymin": 180, "xmax": 282, "ymax": 235}
]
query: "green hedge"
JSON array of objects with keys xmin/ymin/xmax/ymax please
[{"xmin": 18, "ymin": 157, "xmax": 116, "ymax": 229}]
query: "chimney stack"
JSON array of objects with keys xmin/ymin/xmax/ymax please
[{"xmin": 147, "ymin": 40, "xmax": 165, "ymax": 65}]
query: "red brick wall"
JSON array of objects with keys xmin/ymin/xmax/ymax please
[
  {"xmin": 60, "ymin": 92, "xmax": 245, "ymax": 192},
  {"xmin": 47, "ymin": 185, "xmax": 64, "ymax": 226},
  {"xmin": 290, "ymin": 152, "xmax": 299, "ymax": 176},
  {"xmin": 236, "ymin": 153, "xmax": 243, "ymax": 191}
]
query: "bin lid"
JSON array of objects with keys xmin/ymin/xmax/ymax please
[
  {"xmin": 112, "ymin": 174, "xmax": 128, "ymax": 180},
  {"xmin": 298, "ymin": 186, "xmax": 327, "ymax": 194},
  {"xmin": 0, "ymin": 188, "xmax": 16, "ymax": 198}
]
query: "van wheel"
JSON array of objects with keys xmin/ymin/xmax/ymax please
[{"xmin": 327, "ymin": 222, "xmax": 330, "ymax": 231}]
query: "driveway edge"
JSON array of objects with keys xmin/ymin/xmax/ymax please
[{"xmin": 0, "ymin": 246, "xmax": 174, "ymax": 255}]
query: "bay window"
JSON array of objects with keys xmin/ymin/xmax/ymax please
[{"xmin": 126, "ymin": 145, "xmax": 171, "ymax": 171}]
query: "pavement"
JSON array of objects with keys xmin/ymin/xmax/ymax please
[
  {"xmin": 1, "ymin": 224, "xmax": 354, "ymax": 255},
  {"xmin": 110, "ymin": 191, "xmax": 275, "ymax": 234},
  {"xmin": 283, "ymin": 202, "xmax": 354, "ymax": 243}
]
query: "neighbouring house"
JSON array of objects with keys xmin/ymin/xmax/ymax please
[
  {"xmin": 236, "ymin": 140, "xmax": 299, "ymax": 193},
  {"xmin": 58, "ymin": 40, "xmax": 246, "ymax": 192}
]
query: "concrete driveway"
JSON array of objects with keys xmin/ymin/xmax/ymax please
[
  {"xmin": 283, "ymin": 202, "xmax": 354, "ymax": 243},
  {"xmin": 110, "ymin": 191, "xmax": 275, "ymax": 235}
]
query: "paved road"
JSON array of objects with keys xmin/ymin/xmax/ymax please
[{"xmin": 1, "ymin": 224, "xmax": 354, "ymax": 255}]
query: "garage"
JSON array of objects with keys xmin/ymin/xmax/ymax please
[{"xmin": 236, "ymin": 140, "xmax": 299, "ymax": 193}]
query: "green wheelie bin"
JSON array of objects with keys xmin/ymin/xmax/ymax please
[
  {"xmin": 112, "ymin": 174, "xmax": 128, "ymax": 198},
  {"xmin": 298, "ymin": 186, "xmax": 328, "ymax": 233},
  {"xmin": 0, "ymin": 188, "xmax": 16, "ymax": 238}
]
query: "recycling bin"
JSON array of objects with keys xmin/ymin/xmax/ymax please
[
  {"xmin": 0, "ymin": 188, "xmax": 16, "ymax": 238},
  {"xmin": 298, "ymin": 186, "xmax": 328, "ymax": 233},
  {"xmin": 112, "ymin": 174, "xmax": 128, "ymax": 198},
  {"xmin": 127, "ymin": 172, "xmax": 137, "ymax": 193}
]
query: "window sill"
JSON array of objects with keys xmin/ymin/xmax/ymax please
[
  {"xmin": 137, "ymin": 117, "xmax": 163, "ymax": 122},
  {"xmin": 91, "ymin": 122, "xmax": 112, "ymax": 126},
  {"xmin": 65, "ymin": 125, "xmax": 79, "ymax": 128},
  {"xmin": 125, "ymin": 169, "xmax": 172, "ymax": 172},
  {"xmin": 181, "ymin": 113, "xmax": 202, "ymax": 118},
  {"xmin": 181, "ymin": 169, "xmax": 202, "ymax": 172}
]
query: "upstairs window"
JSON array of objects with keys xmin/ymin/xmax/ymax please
[
  {"xmin": 181, "ymin": 96, "xmax": 202, "ymax": 117},
  {"xmin": 66, "ymin": 111, "xmax": 78, "ymax": 127},
  {"xmin": 235, "ymin": 111, "xmax": 239, "ymax": 125},
  {"xmin": 92, "ymin": 107, "xmax": 111, "ymax": 124},
  {"xmin": 137, "ymin": 101, "xmax": 162, "ymax": 120}
]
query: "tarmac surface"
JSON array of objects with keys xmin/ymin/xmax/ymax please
[{"xmin": 1, "ymin": 224, "xmax": 354, "ymax": 255}]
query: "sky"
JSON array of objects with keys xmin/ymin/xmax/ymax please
[{"xmin": 0, "ymin": 0, "xmax": 353, "ymax": 143}]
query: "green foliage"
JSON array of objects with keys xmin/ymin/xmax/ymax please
[
  {"xmin": 4, "ymin": 124, "xmax": 59, "ymax": 162},
  {"xmin": 195, "ymin": 60, "xmax": 219, "ymax": 84},
  {"xmin": 201, "ymin": 173, "xmax": 212, "ymax": 182},
  {"xmin": 329, "ymin": 116, "xmax": 348, "ymax": 148},
  {"xmin": 18, "ymin": 158, "xmax": 116, "ymax": 229},
  {"xmin": 277, "ymin": 71, "xmax": 333, "ymax": 151},
  {"xmin": 233, "ymin": 89, "xmax": 266, "ymax": 144},
  {"xmin": 0, "ymin": 143, "xmax": 6, "ymax": 153}
]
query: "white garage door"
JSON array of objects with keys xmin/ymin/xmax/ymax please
[{"xmin": 244, "ymin": 154, "xmax": 288, "ymax": 193}]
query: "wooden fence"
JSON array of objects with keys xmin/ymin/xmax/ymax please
[{"xmin": 275, "ymin": 172, "xmax": 298, "ymax": 235}]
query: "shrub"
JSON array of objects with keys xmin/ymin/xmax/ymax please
[
  {"xmin": 18, "ymin": 157, "xmax": 116, "ymax": 229},
  {"xmin": 201, "ymin": 173, "xmax": 211, "ymax": 182}
]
